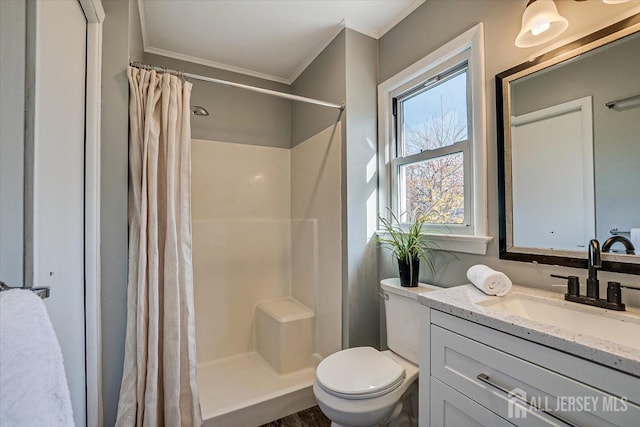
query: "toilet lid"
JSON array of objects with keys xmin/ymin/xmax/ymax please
[{"xmin": 316, "ymin": 347, "xmax": 405, "ymax": 398}]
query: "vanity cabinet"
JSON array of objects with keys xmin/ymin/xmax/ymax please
[
  {"xmin": 420, "ymin": 309, "xmax": 640, "ymax": 427},
  {"xmin": 430, "ymin": 377, "xmax": 515, "ymax": 427}
]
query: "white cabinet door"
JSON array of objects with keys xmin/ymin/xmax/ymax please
[
  {"xmin": 427, "ymin": 310, "xmax": 640, "ymax": 427},
  {"xmin": 430, "ymin": 377, "xmax": 515, "ymax": 427}
]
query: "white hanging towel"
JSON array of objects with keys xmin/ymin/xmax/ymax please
[
  {"xmin": 0, "ymin": 289, "xmax": 74, "ymax": 426},
  {"xmin": 466, "ymin": 264, "xmax": 513, "ymax": 296}
]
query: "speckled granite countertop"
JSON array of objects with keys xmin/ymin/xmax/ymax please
[{"xmin": 418, "ymin": 284, "xmax": 640, "ymax": 377}]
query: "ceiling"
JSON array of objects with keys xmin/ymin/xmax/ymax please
[{"xmin": 138, "ymin": 0, "xmax": 424, "ymax": 84}]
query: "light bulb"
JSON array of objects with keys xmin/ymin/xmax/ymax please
[{"xmin": 531, "ymin": 21, "xmax": 551, "ymax": 36}]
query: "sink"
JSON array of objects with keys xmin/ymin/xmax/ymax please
[{"xmin": 478, "ymin": 293, "xmax": 640, "ymax": 351}]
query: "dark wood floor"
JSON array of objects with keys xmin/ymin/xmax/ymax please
[{"xmin": 260, "ymin": 406, "xmax": 331, "ymax": 427}]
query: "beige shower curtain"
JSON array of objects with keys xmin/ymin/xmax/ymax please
[{"xmin": 116, "ymin": 67, "xmax": 202, "ymax": 427}]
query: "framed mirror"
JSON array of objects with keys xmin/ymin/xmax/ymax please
[{"xmin": 497, "ymin": 14, "xmax": 640, "ymax": 275}]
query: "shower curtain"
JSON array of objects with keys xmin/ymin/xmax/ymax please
[{"xmin": 116, "ymin": 67, "xmax": 202, "ymax": 427}]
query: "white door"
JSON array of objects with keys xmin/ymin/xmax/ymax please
[
  {"xmin": 511, "ymin": 97, "xmax": 595, "ymax": 251},
  {"xmin": 31, "ymin": 1, "xmax": 87, "ymax": 425}
]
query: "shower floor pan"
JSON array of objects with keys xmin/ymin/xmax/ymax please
[{"xmin": 199, "ymin": 352, "xmax": 318, "ymax": 427}]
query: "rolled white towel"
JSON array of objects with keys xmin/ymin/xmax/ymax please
[
  {"xmin": 0, "ymin": 290, "xmax": 74, "ymax": 426},
  {"xmin": 467, "ymin": 264, "xmax": 513, "ymax": 296}
]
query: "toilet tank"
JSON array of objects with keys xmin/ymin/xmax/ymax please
[{"xmin": 381, "ymin": 278, "xmax": 441, "ymax": 365}]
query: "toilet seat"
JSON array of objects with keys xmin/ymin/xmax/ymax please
[{"xmin": 316, "ymin": 347, "xmax": 406, "ymax": 400}]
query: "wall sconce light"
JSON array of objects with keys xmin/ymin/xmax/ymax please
[
  {"xmin": 603, "ymin": 0, "xmax": 631, "ymax": 4},
  {"xmin": 515, "ymin": 0, "xmax": 569, "ymax": 48}
]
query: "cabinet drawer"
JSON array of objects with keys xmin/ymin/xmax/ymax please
[
  {"xmin": 430, "ymin": 310, "xmax": 640, "ymax": 406},
  {"xmin": 430, "ymin": 377, "xmax": 515, "ymax": 427},
  {"xmin": 431, "ymin": 324, "xmax": 639, "ymax": 427}
]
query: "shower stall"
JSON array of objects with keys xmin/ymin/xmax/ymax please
[{"xmin": 191, "ymin": 124, "xmax": 342, "ymax": 426}]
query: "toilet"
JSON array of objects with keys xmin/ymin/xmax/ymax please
[{"xmin": 314, "ymin": 279, "xmax": 439, "ymax": 427}]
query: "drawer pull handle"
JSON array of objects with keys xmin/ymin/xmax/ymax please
[{"xmin": 476, "ymin": 373, "xmax": 579, "ymax": 427}]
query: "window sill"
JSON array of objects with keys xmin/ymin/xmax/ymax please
[{"xmin": 376, "ymin": 231, "xmax": 493, "ymax": 255}]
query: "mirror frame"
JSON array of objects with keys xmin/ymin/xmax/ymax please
[{"xmin": 496, "ymin": 14, "xmax": 640, "ymax": 275}]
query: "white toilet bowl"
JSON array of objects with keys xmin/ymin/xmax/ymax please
[
  {"xmin": 314, "ymin": 279, "xmax": 441, "ymax": 427},
  {"xmin": 313, "ymin": 347, "xmax": 418, "ymax": 427}
]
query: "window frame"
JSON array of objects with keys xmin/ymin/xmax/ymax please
[
  {"xmin": 377, "ymin": 23, "xmax": 491, "ymax": 254},
  {"xmin": 391, "ymin": 56, "xmax": 472, "ymax": 230}
]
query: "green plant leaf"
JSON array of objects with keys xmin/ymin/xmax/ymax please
[{"xmin": 376, "ymin": 207, "xmax": 444, "ymax": 277}]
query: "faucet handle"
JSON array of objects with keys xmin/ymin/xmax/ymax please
[
  {"xmin": 605, "ymin": 282, "xmax": 627, "ymax": 310},
  {"xmin": 605, "ymin": 283, "xmax": 639, "ymax": 311},
  {"xmin": 606, "ymin": 282, "xmax": 623, "ymax": 306},
  {"xmin": 550, "ymin": 274, "xmax": 580, "ymax": 297}
]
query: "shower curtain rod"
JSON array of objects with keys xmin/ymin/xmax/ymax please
[{"xmin": 130, "ymin": 61, "xmax": 345, "ymax": 110}]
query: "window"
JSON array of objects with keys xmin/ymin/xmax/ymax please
[
  {"xmin": 393, "ymin": 62, "xmax": 470, "ymax": 226},
  {"xmin": 378, "ymin": 24, "xmax": 491, "ymax": 254}
]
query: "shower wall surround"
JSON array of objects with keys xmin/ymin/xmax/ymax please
[
  {"xmin": 191, "ymin": 123, "xmax": 342, "ymax": 365},
  {"xmin": 191, "ymin": 140, "xmax": 291, "ymax": 362},
  {"xmin": 291, "ymin": 123, "xmax": 342, "ymax": 358}
]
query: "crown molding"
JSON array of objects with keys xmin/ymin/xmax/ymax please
[
  {"xmin": 286, "ymin": 21, "xmax": 346, "ymax": 84},
  {"xmin": 377, "ymin": 0, "xmax": 424, "ymax": 38},
  {"xmin": 143, "ymin": 46, "xmax": 291, "ymax": 84}
]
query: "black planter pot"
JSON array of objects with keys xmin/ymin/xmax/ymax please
[{"xmin": 398, "ymin": 257, "xmax": 420, "ymax": 287}]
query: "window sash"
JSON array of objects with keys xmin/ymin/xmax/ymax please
[
  {"xmin": 392, "ymin": 149, "xmax": 471, "ymax": 228},
  {"xmin": 396, "ymin": 64, "xmax": 469, "ymax": 159},
  {"xmin": 390, "ymin": 59, "xmax": 473, "ymax": 230},
  {"xmin": 392, "ymin": 140, "xmax": 467, "ymax": 167}
]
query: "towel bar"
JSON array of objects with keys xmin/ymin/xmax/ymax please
[
  {"xmin": 0, "ymin": 281, "xmax": 50, "ymax": 299},
  {"xmin": 610, "ymin": 227, "xmax": 630, "ymax": 235}
]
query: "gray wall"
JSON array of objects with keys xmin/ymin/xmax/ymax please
[
  {"xmin": 128, "ymin": 0, "xmax": 143, "ymax": 61},
  {"xmin": 377, "ymin": 0, "xmax": 640, "ymax": 312},
  {"xmin": 291, "ymin": 30, "xmax": 346, "ymax": 146},
  {"xmin": 130, "ymin": 0, "xmax": 291, "ymax": 148},
  {"xmin": 511, "ymin": 35, "xmax": 640, "ymax": 244},
  {"xmin": 0, "ymin": 0, "xmax": 26, "ymax": 285},
  {"xmin": 344, "ymin": 30, "xmax": 379, "ymax": 348},
  {"xmin": 140, "ymin": 52, "xmax": 292, "ymax": 148},
  {"xmin": 101, "ymin": 0, "xmax": 130, "ymax": 424}
]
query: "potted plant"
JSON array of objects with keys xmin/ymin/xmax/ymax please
[{"xmin": 378, "ymin": 209, "xmax": 437, "ymax": 287}]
